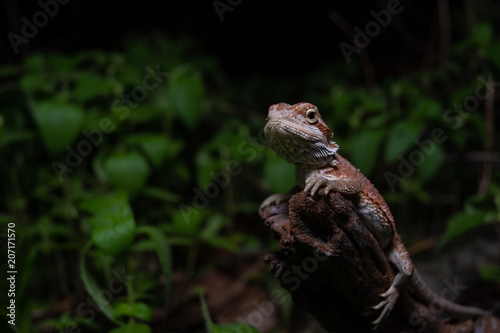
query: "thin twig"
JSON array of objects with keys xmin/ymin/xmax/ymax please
[
  {"xmin": 446, "ymin": 151, "xmax": 500, "ymax": 163},
  {"xmin": 478, "ymin": 77, "xmax": 495, "ymax": 194},
  {"xmin": 422, "ymin": 10, "xmax": 438, "ymax": 68},
  {"xmin": 437, "ymin": 0, "xmax": 451, "ymax": 66}
]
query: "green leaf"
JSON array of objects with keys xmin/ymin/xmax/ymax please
[
  {"xmin": 113, "ymin": 302, "xmax": 152, "ymax": 321},
  {"xmin": 348, "ymin": 129, "xmax": 385, "ymax": 177},
  {"xmin": 416, "ymin": 143, "xmax": 444, "ymax": 182},
  {"xmin": 126, "ymin": 133, "xmax": 181, "ymax": 167},
  {"xmin": 412, "ymin": 98, "xmax": 442, "ymax": 119},
  {"xmin": 45, "ymin": 53, "xmax": 80, "ymax": 73},
  {"xmin": 206, "ymin": 236, "xmax": 239, "ymax": 253},
  {"xmin": 200, "ymin": 214, "xmax": 225, "ymax": 240},
  {"xmin": 168, "ymin": 65, "xmax": 205, "ymax": 129},
  {"xmin": 200, "ymin": 292, "xmax": 214, "ymax": 330},
  {"xmin": 136, "ymin": 226, "xmax": 172, "ymax": 301},
  {"xmin": 464, "ymin": 186, "xmax": 500, "ymax": 221},
  {"xmin": 171, "ymin": 207, "xmax": 204, "ymax": 238},
  {"xmin": 79, "ymin": 191, "xmax": 129, "ymax": 214},
  {"xmin": 384, "ymin": 121, "xmax": 423, "ymax": 164},
  {"xmin": 474, "ymin": 22, "xmax": 492, "ymax": 50},
  {"xmin": 104, "ymin": 151, "xmax": 150, "ymax": 193},
  {"xmin": 129, "ymin": 272, "xmax": 157, "ymax": 295},
  {"xmin": 29, "ymin": 101, "xmax": 84, "ymax": 155},
  {"xmin": 331, "ymin": 86, "xmax": 354, "ymax": 114},
  {"xmin": 82, "ymin": 192, "xmax": 137, "ymax": 255},
  {"xmin": 480, "ymin": 265, "xmax": 500, "ymax": 283},
  {"xmin": 108, "ymin": 323, "xmax": 151, "ymax": 333},
  {"xmin": 80, "ymin": 242, "xmax": 121, "ymax": 324},
  {"xmin": 24, "ymin": 53, "xmax": 45, "ymax": 72},
  {"xmin": 195, "ymin": 149, "xmax": 224, "ymax": 189},
  {"xmin": 200, "ymin": 291, "xmax": 258, "ymax": 332},
  {"xmin": 74, "ymin": 72, "xmax": 115, "ymax": 102},
  {"xmin": 263, "ymin": 155, "xmax": 295, "ymax": 193},
  {"xmin": 438, "ymin": 212, "xmax": 489, "ymax": 250},
  {"xmin": 90, "ymin": 201, "xmax": 136, "ymax": 255}
]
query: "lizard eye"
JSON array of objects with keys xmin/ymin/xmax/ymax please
[{"xmin": 305, "ymin": 109, "xmax": 318, "ymax": 123}]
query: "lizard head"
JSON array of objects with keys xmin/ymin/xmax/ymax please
[{"xmin": 264, "ymin": 102, "xmax": 339, "ymax": 169}]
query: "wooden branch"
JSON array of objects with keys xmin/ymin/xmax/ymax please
[{"xmin": 261, "ymin": 191, "xmax": 499, "ymax": 332}]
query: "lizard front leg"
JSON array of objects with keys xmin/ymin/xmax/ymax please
[{"xmin": 303, "ymin": 169, "xmax": 362, "ymax": 197}]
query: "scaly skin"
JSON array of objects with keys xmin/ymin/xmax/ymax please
[{"xmin": 260, "ymin": 102, "xmax": 489, "ymax": 328}]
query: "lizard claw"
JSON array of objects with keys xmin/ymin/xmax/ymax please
[
  {"xmin": 259, "ymin": 193, "xmax": 291, "ymax": 217},
  {"xmin": 304, "ymin": 174, "xmax": 338, "ymax": 197},
  {"xmin": 370, "ymin": 285, "xmax": 399, "ymax": 329},
  {"xmin": 304, "ymin": 174, "xmax": 326, "ymax": 197}
]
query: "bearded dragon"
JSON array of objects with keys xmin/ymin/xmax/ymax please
[{"xmin": 260, "ymin": 102, "xmax": 489, "ymax": 328}]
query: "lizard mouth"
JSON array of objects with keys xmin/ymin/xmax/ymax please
[
  {"xmin": 264, "ymin": 118, "xmax": 326, "ymax": 143},
  {"xmin": 264, "ymin": 118, "xmax": 337, "ymax": 167}
]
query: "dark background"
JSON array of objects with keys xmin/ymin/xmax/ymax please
[
  {"xmin": 2, "ymin": 1, "xmax": 499, "ymax": 332},
  {"xmin": 2, "ymin": 0, "xmax": 445, "ymax": 78}
]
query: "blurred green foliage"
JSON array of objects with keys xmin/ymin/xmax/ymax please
[
  {"xmin": 0, "ymin": 15, "xmax": 499, "ymax": 333},
  {"xmin": 200, "ymin": 294, "xmax": 259, "ymax": 333}
]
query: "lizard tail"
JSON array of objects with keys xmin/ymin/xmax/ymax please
[{"xmin": 410, "ymin": 269, "xmax": 491, "ymax": 318}]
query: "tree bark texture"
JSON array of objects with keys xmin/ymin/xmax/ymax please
[{"xmin": 261, "ymin": 190, "xmax": 499, "ymax": 332}]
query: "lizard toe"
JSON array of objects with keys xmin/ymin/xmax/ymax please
[
  {"xmin": 259, "ymin": 193, "xmax": 291, "ymax": 216},
  {"xmin": 310, "ymin": 179, "xmax": 325, "ymax": 197},
  {"xmin": 370, "ymin": 286, "xmax": 399, "ymax": 328},
  {"xmin": 324, "ymin": 181, "xmax": 338, "ymax": 195},
  {"xmin": 379, "ymin": 285, "xmax": 397, "ymax": 298},
  {"xmin": 304, "ymin": 175, "xmax": 324, "ymax": 197},
  {"xmin": 304, "ymin": 180, "xmax": 314, "ymax": 194}
]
